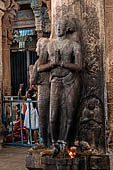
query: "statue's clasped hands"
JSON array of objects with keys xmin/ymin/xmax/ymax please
[{"xmin": 50, "ymin": 58, "xmax": 64, "ymax": 68}]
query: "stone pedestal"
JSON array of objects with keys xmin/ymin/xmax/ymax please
[{"xmin": 26, "ymin": 150, "xmax": 110, "ymax": 170}]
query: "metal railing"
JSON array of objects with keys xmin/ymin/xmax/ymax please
[{"xmin": 3, "ymin": 97, "xmax": 41, "ymax": 147}]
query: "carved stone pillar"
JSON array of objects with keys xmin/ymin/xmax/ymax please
[
  {"xmin": 2, "ymin": 0, "xmax": 19, "ymax": 96},
  {"xmin": 50, "ymin": 0, "xmax": 106, "ymax": 151},
  {"xmin": 0, "ymin": 10, "xmax": 4, "ymax": 94},
  {"xmin": 51, "ymin": 0, "xmax": 105, "ymax": 97},
  {"xmin": 105, "ymin": 0, "xmax": 113, "ymax": 144}
]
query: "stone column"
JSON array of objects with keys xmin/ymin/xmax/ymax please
[
  {"xmin": 2, "ymin": 34, "xmax": 12, "ymax": 95},
  {"xmin": 105, "ymin": 0, "xmax": 113, "ymax": 144},
  {"xmin": 51, "ymin": 0, "xmax": 105, "ymax": 98},
  {"xmin": 0, "ymin": 0, "xmax": 5, "ymax": 149},
  {"xmin": 50, "ymin": 0, "xmax": 106, "ymax": 151},
  {"xmin": 2, "ymin": 0, "xmax": 19, "ymax": 96},
  {"xmin": 0, "ymin": 10, "xmax": 4, "ymax": 94}
]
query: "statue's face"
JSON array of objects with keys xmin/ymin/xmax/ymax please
[
  {"xmin": 55, "ymin": 20, "xmax": 66, "ymax": 37},
  {"xmin": 88, "ymin": 99, "xmax": 95, "ymax": 110}
]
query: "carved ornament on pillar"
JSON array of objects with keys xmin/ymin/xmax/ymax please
[
  {"xmin": 31, "ymin": 0, "xmax": 51, "ymax": 38},
  {"xmin": 80, "ymin": 2, "xmax": 102, "ymax": 99},
  {"xmin": 2, "ymin": 0, "xmax": 19, "ymax": 45}
]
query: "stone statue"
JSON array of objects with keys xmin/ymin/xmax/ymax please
[
  {"xmin": 48, "ymin": 19, "xmax": 82, "ymax": 156},
  {"xmin": 36, "ymin": 19, "xmax": 82, "ymax": 156},
  {"xmin": 31, "ymin": 38, "xmax": 50, "ymax": 147}
]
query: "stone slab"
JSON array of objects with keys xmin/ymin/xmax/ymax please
[{"xmin": 26, "ymin": 150, "xmax": 110, "ymax": 170}]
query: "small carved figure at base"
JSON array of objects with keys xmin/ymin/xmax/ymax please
[{"xmin": 78, "ymin": 96, "xmax": 105, "ymax": 154}]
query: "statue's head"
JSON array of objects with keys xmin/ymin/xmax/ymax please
[
  {"xmin": 36, "ymin": 38, "xmax": 48, "ymax": 56},
  {"xmin": 55, "ymin": 19, "xmax": 67, "ymax": 37}
]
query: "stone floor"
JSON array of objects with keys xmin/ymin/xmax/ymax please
[{"xmin": 0, "ymin": 145, "xmax": 30, "ymax": 170}]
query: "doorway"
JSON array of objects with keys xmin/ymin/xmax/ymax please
[
  {"xmin": 10, "ymin": 27, "xmax": 37, "ymax": 96},
  {"xmin": 10, "ymin": 50, "xmax": 38, "ymax": 96}
]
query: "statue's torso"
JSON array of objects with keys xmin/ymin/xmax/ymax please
[{"xmin": 48, "ymin": 39, "xmax": 74, "ymax": 78}]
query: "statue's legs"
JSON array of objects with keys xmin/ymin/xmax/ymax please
[
  {"xmin": 63, "ymin": 78, "xmax": 80, "ymax": 143},
  {"xmin": 38, "ymin": 85, "xmax": 50, "ymax": 146},
  {"xmin": 50, "ymin": 76, "xmax": 80, "ymax": 155},
  {"xmin": 50, "ymin": 81, "xmax": 61, "ymax": 143}
]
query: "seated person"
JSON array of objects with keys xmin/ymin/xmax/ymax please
[
  {"xmin": 14, "ymin": 104, "xmax": 24, "ymax": 132},
  {"xmin": 4, "ymin": 105, "xmax": 26, "ymax": 143}
]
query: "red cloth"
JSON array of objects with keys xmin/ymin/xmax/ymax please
[{"xmin": 5, "ymin": 120, "xmax": 27, "ymax": 143}]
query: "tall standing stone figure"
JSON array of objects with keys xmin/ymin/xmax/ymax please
[
  {"xmin": 31, "ymin": 38, "xmax": 50, "ymax": 147},
  {"xmin": 48, "ymin": 19, "xmax": 82, "ymax": 156},
  {"xmin": 36, "ymin": 19, "xmax": 82, "ymax": 156}
]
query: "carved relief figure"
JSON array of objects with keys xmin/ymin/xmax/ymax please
[{"xmin": 79, "ymin": 96, "xmax": 105, "ymax": 154}]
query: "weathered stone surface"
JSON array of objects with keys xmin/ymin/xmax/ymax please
[
  {"xmin": 26, "ymin": 150, "xmax": 110, "ymax": 170},
  {"xmin": 89, "ymin": 155, "xmax": 110, "ymax": 170}
]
